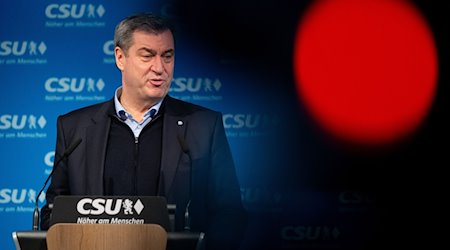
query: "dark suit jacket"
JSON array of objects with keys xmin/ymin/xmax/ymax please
[{"xmin": 41, "ymin": 95, "xmax": 246, "ymax": 249}]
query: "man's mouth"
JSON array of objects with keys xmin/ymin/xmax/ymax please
[{"xmin": 148, "ymin": 79, "xmax": 164, "ymax": 86}]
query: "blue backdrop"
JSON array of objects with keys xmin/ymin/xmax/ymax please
[{"xmin": 1, "ymin": 1, "xmax": 447, "ymax": 249}]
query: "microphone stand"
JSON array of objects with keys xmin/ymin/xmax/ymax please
[
  {"xmin": 32, "ymin": 138, "xmax": 82, "ymax": 230},
  {"xmin": 177, "ymin": 130, "xmax": 192, "ymax": 231}
]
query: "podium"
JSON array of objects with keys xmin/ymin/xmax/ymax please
[
  {"xmin": 13, "ymin": 229, "xmax": 204, "ymax": 250},
  {"xmin": 13, "ymin": 196, "xmax": 205, "ymax": 250},
  {"xmin": 46, "ymin": 224, "xmax": 167, "ymax": 250}
]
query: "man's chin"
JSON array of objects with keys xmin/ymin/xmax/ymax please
[{"xmin": 145, "ymin": 91, "xmax": 168, "ymax": 102}]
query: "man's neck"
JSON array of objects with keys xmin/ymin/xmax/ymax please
[{"xmin": 119, "ymin": 90, "xmax": 160, "ymax": 123}]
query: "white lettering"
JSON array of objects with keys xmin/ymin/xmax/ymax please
[
  {"xmin": 104, "ymin": 199, "xmax": 121, "ymax": 215},
  {"xmin": 77, "ymin": 198, "xmax": 92, "ymax": 215},
  {"xmin": 103, "ymin": 40, "xmax": 114, "ymax": 55},
  {"xmin": 76, "ymin": 198, "xmax": 123, "ymax": 215},
  {"xmin": 0, "ymin": 41, "xmax": 27, "ymax": 56},
  {"xmin": 0, "ymin": 115, "xmax": 27, "ymax": 130},
  {"xmin": 45, "ymin": 77, "xmax": 103, "ymax": 93},
  {"xmin": 44, "ymin": 151, "xmax": 55, "ymax": 167},
  {"xmin": 0, "ymin": 189, "xmax": 27, "ymax": 204},
  {"xmin": 45, "ymin": 4, "xmax": 86, "ymax": 19}
]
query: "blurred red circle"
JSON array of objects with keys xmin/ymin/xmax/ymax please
[{"xmin": 294, "ymin": 0, "xmax": 438, "ymax": 145}]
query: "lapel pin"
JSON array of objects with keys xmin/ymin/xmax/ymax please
[{"xmin": 177, "ymin": 120, "xmax": 183, "ymax": 126}]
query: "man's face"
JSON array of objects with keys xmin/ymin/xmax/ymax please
[{"xmin": 115, "ymin": 30, "xmax": 174, "ymax": 104}]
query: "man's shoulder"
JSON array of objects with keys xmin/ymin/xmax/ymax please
[
  {"xmin": 59, "ymin": 99, "xmax": 113, "ymax": 121},
  {"xmin": 165, "ymin": 95, "xmax": 219, "ymax": 116}
]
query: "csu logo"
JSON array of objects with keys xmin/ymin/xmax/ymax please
[
  {"xmin": 281, "ymin": 226, "xmax": 340, "ymax": 241},
  {"xmin": 0, "ymin": 115, "xmax": 46, "ymax": 130},
  {"xmin": 77, "ymin": 198, "xmax": 144, "ymax": 215},
  {"xmin": 170, "ymin": 78, "xmax": 222, "ymax": 93},
  {"xmin": 0, "ymin": 188, "xmax": 45, "ymax": 204},
  {"xmin": 0, "ymin": 41, "xmax": 47, "ymax": 56},
  {"xmin": 44, "ymin": 151, "xmax": 55, "ymax": 168},
  {"xmin": 45, "ymin": 77, "xmax": 105, "ymax": 93},
  {"xmin": 223, "ymin": 114, "xmax": 278, "ymax": 129},
  {"xmin": 103, "ymin": 40, "xmax": 114, "ymax": 56},
  {"xmin": 45, "ymin": 4, "xmax": 105, "ymax": 19}
]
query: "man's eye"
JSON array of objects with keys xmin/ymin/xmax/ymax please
[{"xmin": 163, "ymin": 54, "xmax": 173, "ymax": 61}]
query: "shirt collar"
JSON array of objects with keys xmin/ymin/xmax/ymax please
[{"xmin": 114, "ymin": 87, "xmax": 163, "ymax": 122}]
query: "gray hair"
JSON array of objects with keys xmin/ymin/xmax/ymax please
[{"xmin": 114, "ymin": 13, "xmax": 174, "ymax": 55}]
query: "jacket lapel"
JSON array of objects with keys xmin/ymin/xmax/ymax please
[
  {"xmin": 159, "ymin": 96, "xmax": 187, "ymax": 196},
  {"xmin": 84, "ymin": 101, "xmax": 113, "ymax": 195}
]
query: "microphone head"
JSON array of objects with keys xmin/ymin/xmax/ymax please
[{"xmin": 32, "ymin": 206, "xmax": 39, "ymax": 231}]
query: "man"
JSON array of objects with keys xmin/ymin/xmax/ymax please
[{"xmin": 41, "ymin": 13, "xmax": 246, "ymax": 249}]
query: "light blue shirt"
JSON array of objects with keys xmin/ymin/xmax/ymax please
[{"xmin": 114, "ymin": 87, "xmax": 162, "ymax": 138}]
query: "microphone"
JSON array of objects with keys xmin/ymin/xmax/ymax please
[
  {"xmin": 32, "ymin": 138, "xmax": 82, "ymax": 230},
  {"xmin": 177, "ymin": 133, "xmax": 192, "ymax": 231}
]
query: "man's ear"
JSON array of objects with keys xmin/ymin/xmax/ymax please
[{"xmin": 115, "ymin": 47, "xmax": 125, "ymax": 71}]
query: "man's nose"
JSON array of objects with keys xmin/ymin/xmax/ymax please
[{"xmin": 151, "ymin": 56, "xmax": 164, "ymax": 74}]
